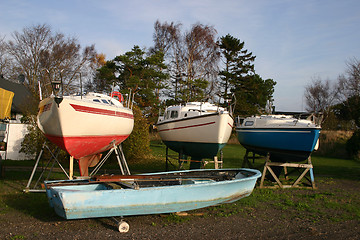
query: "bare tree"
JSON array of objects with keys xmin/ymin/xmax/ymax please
[
  {"xmin": 304, "ymin": 76, "xmax": 339, "ymax": 125},
  {"xmin": 337, "ymin": 58, "xmax": 360, "ymax": 102},
  {"xmin": 0, "ymin": 36, "xmax": 11, "ymax": 79},
  {"xmin": 183, "ymin": 23, "xmax": 220, "ymax": 102},
  {"xmin": 305, "ymin": 76, "xmax": 338, "ymax": 112},
  {"xmin": 152, "ymin": 21, "xmax": 220, "ymax": 103},
  {"xmin": 153, "ymin": 20, "xmax": 184, "ymax": 101},
  {"xmin": 5, "ymin": 24, "xmax": 97, "ymax": 97},
  {"xmin": 336, "ymin": 57, "xmax": 360, "ymax": 127}
]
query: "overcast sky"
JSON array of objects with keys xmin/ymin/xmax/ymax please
[{"xmin": 1, "ymin": 0, "xmax": 359, "ymax": 111}]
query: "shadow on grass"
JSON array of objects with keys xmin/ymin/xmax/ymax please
[{"xmin": 2, "ymin": 192, "xmax": 60, "ymax": 222}]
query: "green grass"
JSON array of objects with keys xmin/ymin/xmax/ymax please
[
  {"xmin": 2, "ymin": 141, "xmax": 360, "ymax": 180},
  {"xmin": 311, "ymin": 155, "xmax": 360, "ymax": 180},
  {"xmin": 145, "ymin": 141, "xmax": 360, "ymax": 180}
]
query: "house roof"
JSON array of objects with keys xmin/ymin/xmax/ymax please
[{"xmin": 0, "ymin": 76, "xmax": 33, "ymax": 114}]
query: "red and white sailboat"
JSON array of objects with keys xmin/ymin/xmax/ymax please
[{"xmin": 37, "ymin": 91, "xmax": 134, "ymax": 176}]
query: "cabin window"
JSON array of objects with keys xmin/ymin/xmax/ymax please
[
  {"xmin": 93, "ymin": 99, "xmax": 101, "ymax": 103},
  {"xmin": 170, "ymin": 111, "xmax": 178, "ymax": 119},
  {"xmin": 101, "ymin": 99, "xmax": 109, "ymax": 104},
  {"xmin": 166, "ymin": 111, "xmax": 171, "ymax": 119},
  {"xmin": 244, "ymin": 121, "xmax": 254, "ymax": 126}
]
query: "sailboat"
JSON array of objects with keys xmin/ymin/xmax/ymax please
[
  {"xmin": 156, "ymin": 102, "xmax": 233, "ymax": 161},
  {"xmin": 37, "ymin": 91, "xmax": 134, "ymax": 175},
  {"xmin": 235, "ymin": 115, "xmax": 321, "ymax": 162}
]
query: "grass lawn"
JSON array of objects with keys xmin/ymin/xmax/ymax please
[
  {"xmin": 2, "ymin": 140, "xmax": 360, "ymax": 181},
  {"xmin": 145, "ymin": 141, "xmax": 360, "ymax": 181}
]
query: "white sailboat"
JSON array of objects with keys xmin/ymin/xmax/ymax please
[
  {"xmin": 156, "ymin": 102, "xmax": 233, "ymax": 160},
  {"xmin": 37, "ymin": 91, "xmax": 134, "ymax": 175}
]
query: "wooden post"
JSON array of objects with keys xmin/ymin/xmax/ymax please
[
  {"xmin": 214, "ymin": 156, "xmax": 219, "ymax": 169},
  {"xmin": 69, "ymin": 156, "xmax": 74, "ymax": 180},
  {"xmin": 259, "ymin": 153, "xmax": 269, "ymax": 188}
]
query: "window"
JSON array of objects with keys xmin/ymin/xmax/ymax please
[
  {"xmin": 170, "ymin": 111, "xmax": 178, "ymax": 118},
  {"xmin": 244, "ymin": 121, "xmax": 254, "ymax": 126},
  {"xmin": 93, "ymin": 99, "xmax": 101, "ymax": 103},
  {"xmin": 101, "ymin": 99, "xmax": 109, "ymax": 104}
]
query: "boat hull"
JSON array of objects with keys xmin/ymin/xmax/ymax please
[
  {"xmin": 37, "ymin": 96, "xmax": 134, "ymax": 159},
  {"xmin": 157, "ymin": 113, "xmax": 233, "ymax": 158},
  {"xmin": 236, "ymin": 128, "xmax": 321, "ymax": 161},
  {"xmin": 44, "ymin": 168, "xmax": 261, "ymax": 219}
]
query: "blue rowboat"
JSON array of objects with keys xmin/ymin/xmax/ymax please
[
  {"xmin": 44, "ymin": 168, "xmax": 261, "ymax": 220},
  {"xmin": 236, "ymin": 115, "xmax": 321, "ymax": 162}
]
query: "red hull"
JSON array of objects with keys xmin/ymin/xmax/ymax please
[{"xmin": 45, "ymin": 134, "xmax": 130, "ymax": 159}]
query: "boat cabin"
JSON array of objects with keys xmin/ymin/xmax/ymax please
[
  {"xmin": 158, "ymin": 102, "xmax": 225, "ymax": 123},
  {"xmin": 237, "ymin": 115, "xmax": 318, "ymax": 129},
  {"xmin": 66, "ymin": 92, "xmax": 124, "ymax": 108}
]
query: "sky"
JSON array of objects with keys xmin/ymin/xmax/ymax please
[{"xmin": 1, "ymin": 0, "xmax": 359, "ymax": 112}]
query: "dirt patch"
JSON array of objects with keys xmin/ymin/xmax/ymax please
[{"xmin": 0, "ymin": 178, "xmax": 359, "ymax": 240}]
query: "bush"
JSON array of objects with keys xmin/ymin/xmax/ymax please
[
  {"xmin": 20, "ymin": 116, "xmax": 69, "ymax": 162},
  {"xmin": 122, "ymin": 105, "xmax": 151, "ymax": 160},
  {"xmin": 346, "ymin": 130, "xmax": 360, "ymax": 159}
]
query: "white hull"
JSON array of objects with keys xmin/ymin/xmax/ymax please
[
  {"xmin": 157, "ymin": 113, "xmax": 233, "ymax": 144},
  {"xmin": 37, "ymin": 94, "xmax": 134, "ymax": 159}
]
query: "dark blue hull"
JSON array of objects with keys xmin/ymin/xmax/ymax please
[{"xmin": 236, "ymin": 128, "xmax": 320, "ymax": 162}]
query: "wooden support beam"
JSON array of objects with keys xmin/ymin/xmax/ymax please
[
  {"xmin": 259, "ymin": 155, "xmax": 316, "ymax": 189},
  {"xmin": 69, "ymin": 156, "xmax": 74, "ymax": 180}
]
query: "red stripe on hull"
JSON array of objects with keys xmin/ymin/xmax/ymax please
[
  {"xmin": 45, "ymin": 134, "xmax": 130, "ymax": 159},
  {"xmin": 158, "ymin": 121, "xmax": 216, "ymax": 132},
  {"xmin": 70, "ymin": 104, "xmax": 134, "ymax": 119}
]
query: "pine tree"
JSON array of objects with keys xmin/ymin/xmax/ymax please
[{"xmin": 219, "ymin": 34, "xmax": 276, "ymax": 115}]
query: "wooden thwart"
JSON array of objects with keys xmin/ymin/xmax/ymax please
[{"xmin": 259, "ymin": 154, "xmax": 316, "ymax": 189}]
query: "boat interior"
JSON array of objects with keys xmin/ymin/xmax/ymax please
[{"xmin": 45, "ymin": 169, "xmax": 257, "ymax": 191}]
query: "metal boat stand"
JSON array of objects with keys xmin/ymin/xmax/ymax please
[
  {"xmin": 24, "ymin": 142, "xmax": 130, "ymax": 193},
  {"xmin": 89, "ymin": 143, "xmax": 130, "ymax": 177},
  {"xmin": 259, "ymin": 153, "xmax": 316, "ymax": 189},
  {"xmin": 241, "ymin": 149, "xmax": 261, "ymax": 168},
  {"xmin": 165, "ymin": 147, "xmax": 223, "ymax": 171},
  {"xmin": 24, "ymin": 142, "xmax": 69, "ymax": 193},
  {"xmin": 165, "ymin": 147, "xmax": 186, "ymax": 171}
]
